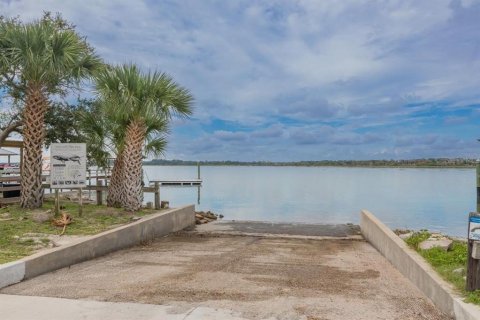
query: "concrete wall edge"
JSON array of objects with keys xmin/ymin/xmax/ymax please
[
  {"xmin": 360, "ymin": 209, "xmax": 480, "ymax": 320},
  {"xmin": 0, "ymin": 260, "xmax": 25, "ymax": 289},
  {"xmin": 0, "ymin": 205, "xmax": 195, "ymax": 288}
]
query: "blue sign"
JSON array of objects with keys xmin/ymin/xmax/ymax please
[
  {"xmin": 470, "ymin": 217, "xmax": 480, "ymax": 224},
  {"xmin": 469, "ymin": 214, "xmax": 480, "ymax": 241}
]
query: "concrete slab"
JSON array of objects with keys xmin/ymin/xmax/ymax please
[
  {"xmin": 195, "ymin": 220, "xmax": 362, "ymax": 239},
  {"xmin": 361, "ymin": 209, "xmax": 480, "ymax": 320},
  {"xmin": 2, "ymin": 231, "xmax": 448, "ymax": 320},
  {"xmin": 0, "ymin": 294, "xmax": 253, "ymax": 320},
  {"xmin": 20, "ymin": 205, "xmax": 194, "ymax": 281}
]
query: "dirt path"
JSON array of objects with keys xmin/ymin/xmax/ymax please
[{"xmin": 2, "ymin": 232, "xmax": 449, "ymax": 320}]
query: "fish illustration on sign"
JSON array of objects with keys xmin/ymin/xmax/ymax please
[{"xmin": 53, "ymin": 155, "xmax": 82, "ymax": 164}]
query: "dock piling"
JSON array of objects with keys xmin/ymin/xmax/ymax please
[
  {"xmin": 96, "ymin": 180, "xmax": 103, "ymax": 206},
  {"xmin": 154, "ymin": 182, "xmax": 160, "ymax": 210}
]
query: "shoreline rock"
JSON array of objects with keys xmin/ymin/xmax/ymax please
[
  {"xmin": 419, "ymin": 238, "xmax": 453, "ymax": 251},
  {"xmin": 195, "ymin": 211, "xmax": 223, "ymax": 225},
  {"xmin": 394, "ymin": 229, "xmax": 467, "ymax": 243}
]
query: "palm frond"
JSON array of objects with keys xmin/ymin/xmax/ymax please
[
  {"xmin": 93, "ymin": 63, "xmax": 193, "ymax": 165},
  {"xmin": 144, "ymin": 134, "xmax": 168, "ymax": 158},
  {"xmin": 94, "ymin": 63, "xmax": 193, "ymax": 123},
  {"xmin": 0, "ymin": 12, "xmax": 103, "ymax": 94}
]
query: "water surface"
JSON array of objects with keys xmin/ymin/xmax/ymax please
[{"xmin": 143, "ymin": 166, "xmax": 474, "ymax": 237}]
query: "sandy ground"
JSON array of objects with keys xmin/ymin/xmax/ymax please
[{"xmin": 2, "ymin": 229, "xmax": 449, "ymax": 320}]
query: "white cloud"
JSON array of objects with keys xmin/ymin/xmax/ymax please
[{"xmin": 2, "ymin": 0, "xmax": 480, "ymax": 160}]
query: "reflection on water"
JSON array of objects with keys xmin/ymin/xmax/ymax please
[{"xmin": 143, "ymin": 166, "xmax": 474, "ymax": 237}]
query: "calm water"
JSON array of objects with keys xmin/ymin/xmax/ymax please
[{"xmin": 143, "ymin": 166, "xmax": 475, "ymax": 237}]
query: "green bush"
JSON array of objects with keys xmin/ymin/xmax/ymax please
[
  {"xmin": 405, "ymin": 230, "xmax": 431, "ymax": 249},
  {"xmin": 403, "ymin": 232, "xmax": 480, "ymax": 305}
]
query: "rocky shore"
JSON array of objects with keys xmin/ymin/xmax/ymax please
[
  {"xmin": 195, "ymin": 211, "xmax": 223, "ymax": 224},
  {"xmin": 395, "ymin": 229, "xmax": 456, "ymax": 251}
]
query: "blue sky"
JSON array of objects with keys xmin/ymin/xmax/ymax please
[{"xmin": 1, "ymin": 0, "xmax": 480, "ymax": 161}]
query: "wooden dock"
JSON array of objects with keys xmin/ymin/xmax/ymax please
[
  {"xmin": 149, "ymin": 179, "xmax": 202, "ymax": 187},
  {"xmin": 0, "ymin": 168, "xmax": 203, "ymax": 207},
  {"xmin": 148, "ymin": 179, "xmax": 203, "ymax": 206}
]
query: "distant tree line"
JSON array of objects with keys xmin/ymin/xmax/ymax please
[{"xmin": 144, "ymin": 158, "xmax": 478, "ymax": 168}]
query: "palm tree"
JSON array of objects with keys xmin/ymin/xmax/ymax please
[
  {"xmin": 76, "ymin": 100, "xmax": 112, "ymax": 169},
  {"xmin": 79, "ymin": 104, "xmax": 125, "ymax": 207},
  {"xmin": 0, "ymin": 14, "xmax": 102, "ymax": 208},
  {"xmin": 95, "ymin": 64, "xmax": 193, "ymax": 211},
  {"xmin": 111, "ymin": 120, "xmax": 169, "ymax": 208},
  {"xmin": 79, "ymin": 106, "xmax": 168, "ymax": 208}
]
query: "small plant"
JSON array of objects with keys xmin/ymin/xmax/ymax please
[
  {"xmin": 421, "ymin": 242, "xmax": 467, "ymax": 267},
  {"xmin": 466, "ymin": 290, "xmax": 480, "ymax": 304},
  {"xmin": 18, "ymin": 238, "xmax": 35, "ymax": 245},
  {"xmin": 405, "ymin": 231, "xmax": 431, "ymax": 249},
  {"xmin": 402, "ymin": 232, "xmax": 480, "ymax": 305}
]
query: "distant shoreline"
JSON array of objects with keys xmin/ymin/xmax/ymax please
[{"xmin": 144, "ymin": 159, "xmax": 477, "ymax": 168}]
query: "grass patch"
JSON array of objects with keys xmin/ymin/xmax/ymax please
[
  {"xmin": 404, "ymin": 231, "xmax": 480, "ymax": 305},
  {"xmin": 0, "ymin": 199, "xmax": 156, "ymax": 264},
  {"xmin": 404, "ymin": 230, "xmax": 430, "ymax": 249}
]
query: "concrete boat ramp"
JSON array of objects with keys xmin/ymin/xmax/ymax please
[{"xmin": 1, "ymin": 220, "xmax": 449, "ymax": 320}]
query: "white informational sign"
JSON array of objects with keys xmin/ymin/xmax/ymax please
[
  {"xmin": 469, "ymin": 214, "xmax": 480, "ymax": 241},
  {"xmin": 50, "ymin": 143, "xmax": 87, "ymax": 189}
]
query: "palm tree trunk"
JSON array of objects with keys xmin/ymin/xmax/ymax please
[
  {"xmin": 107, "ymin": 150, "xmax": 125, "ymax": 207},
  {"xmin": 122, "ymin": 119, "xmax": 146, "ymax": 211},
  {"xmin": 20, "ymin": 85, "xmax": 48, "ymax": 208}
]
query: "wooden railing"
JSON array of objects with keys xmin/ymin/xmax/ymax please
[
  {"xmin": 80, "ymin": 180, "xmax": 160, "ymax": 209},
  {"xmin": 0, "ymin": 172, "xmax": 162, "ymax": 209},
  {"xmin": 0, "ymin": 175, "xmax": 48, "ymax": 205},
  {"xmin": 0, "ymin": 171, "xmax": 104, "ymax": 207}
]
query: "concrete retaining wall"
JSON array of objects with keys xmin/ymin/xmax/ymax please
[
  {"xmin": 0, "ymin": 261, "xmax": 25, "ymax": 289},
  {"xmin": 361, "ymin": 209, "xmax": 480, "ymax": 320},
  {"xmin": 0, "ymin": 205, "xmax": 195, "ymax": 288}
]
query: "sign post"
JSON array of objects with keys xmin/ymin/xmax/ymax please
[
  {"xmin": 467, "ymin": 160, "xmax": 480, "ymax": 291},
  {"xmin": 54, "ymin": 189, "xmax": 60, "ymax": 216},
  {"xmin": 467, "ymin": 212, "xmax": 480, "ymax": 291},
  {"xmin": 50, "ymin": 143, "xmax": 87, "ymax": 217}
]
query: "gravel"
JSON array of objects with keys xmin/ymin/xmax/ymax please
[{"xmin": 2, "ymin": 232, "xmax": 449, "ymax": 320}]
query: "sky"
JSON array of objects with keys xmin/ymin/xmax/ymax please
[{"xmin": 1, "ymin": 0, "xmax": 480, "ymax": 161}]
